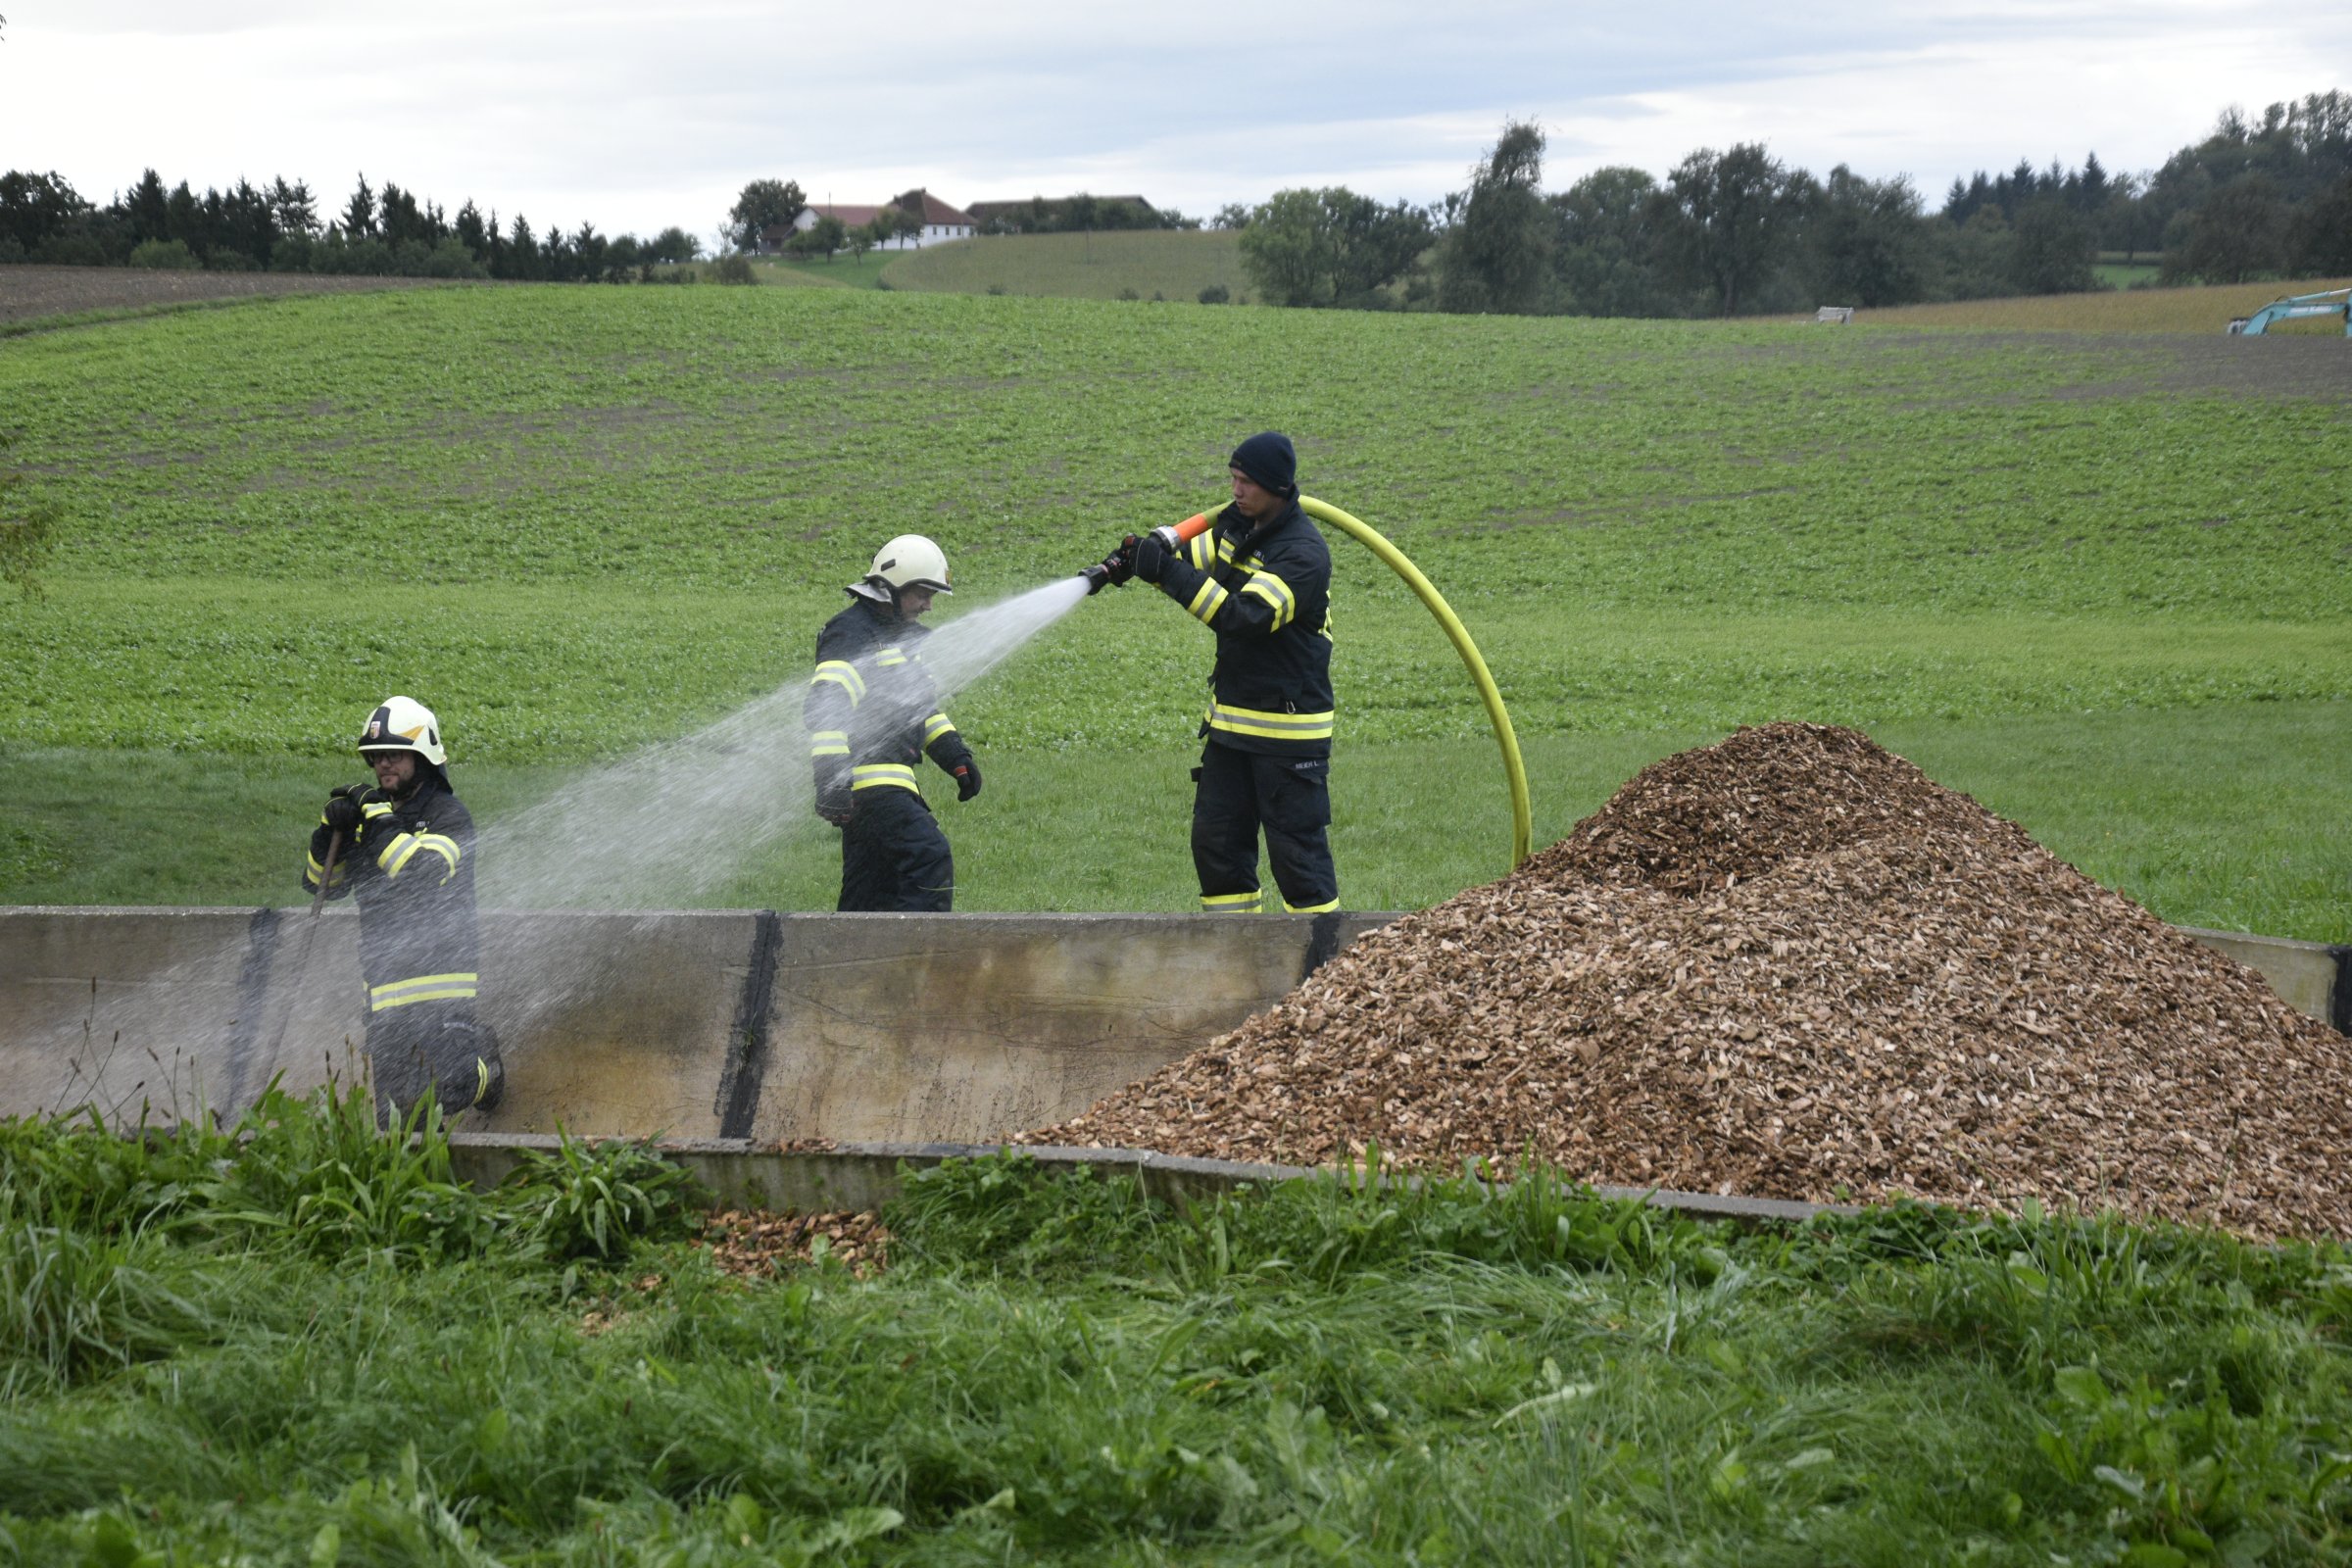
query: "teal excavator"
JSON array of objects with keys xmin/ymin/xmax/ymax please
[{"xmin": 2227, "ymin": 286, "xmax": 2351, "ymax": 335}]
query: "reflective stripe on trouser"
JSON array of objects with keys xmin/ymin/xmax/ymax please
[
  {"xmin": 368, "ymin": 971, "xmax": 478, "ymax": 1011},
  {"xmin": 839, "ymin": 786, "xmax": 954, "ymax": 912},
  {"xmin": 1190, "ymin": 742, "xmax": 1337, "ymax": 914},
  {"xmin": 365, "ymin": 1000, "xmax": 500, "ymax": 1127}
]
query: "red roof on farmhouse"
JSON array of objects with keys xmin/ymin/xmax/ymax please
[{"xmin": 891, "ymin": 188, "xmax": 977, "ymax": 226}]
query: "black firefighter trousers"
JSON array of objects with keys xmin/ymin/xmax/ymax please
[
  {"xmin": 1191, "ymin": 741, "xmax": 1338, "ymax": 913},
  {"xmin": 368, "ymin": 1001, "xmax": 500, "ymax": 1128},
  {"xmin": 839, "ymin": 786, "xmax": 955, "ymax": 912}
]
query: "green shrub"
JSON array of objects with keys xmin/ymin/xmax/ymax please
[
  {"xmin": 199, "ymin": 1082, "xmax": 499, "ymax": 1263},
  {"xmin": 711, "ymin": 254, "xmax": 756, "ymax": 286},
  {"xmin": 499, "ymin": 1131, "xmax": 706, "ymax": 1259},
  {"xmin": 126, "ymin": 238, "xmax": 200, "ymax": 270}
]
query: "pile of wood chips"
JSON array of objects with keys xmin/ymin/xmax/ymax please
[
  {"xmin": 1022, "ymin": 723, "xmax": 2352, "ymax": 1241},
  {"xmin": 697, "ymin": 1208, "xmax": 889, "ymax": 1278}
]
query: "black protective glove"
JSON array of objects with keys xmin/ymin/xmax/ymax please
[
  {"xmin": 951, "ymin": 757, "xmax": 982, "ymax": 802},
  {"xmin": 1104, "ymin": 535, "xmax": 1138, "ymax": 585},
  {"xmin": 1133, "ymin": 529, "xmax": 1169, "ymax": 583},
  {"xmin": 322, "ymin": 792, "xmax": 364, "ymax": 837}
]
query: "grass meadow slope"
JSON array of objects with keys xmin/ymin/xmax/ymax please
[
  {"xmin": 1853, "ymin": 274, "xmax": 2352, "ymax": 333},
  {"xmin": 883, "ymin": 228, "xmax": 1250, "ymax": 301},
  {"xmin": 0, "ymin": 284, "xmax": 2345, "ymax": 934}
]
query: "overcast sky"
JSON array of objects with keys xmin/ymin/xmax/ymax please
[{"xmin": 4, "ymin": 2, "xmax": 2347, "ymax": 242}]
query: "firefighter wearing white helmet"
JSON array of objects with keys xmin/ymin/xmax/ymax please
[
  {"xmin": 806, "ymin": 534, "xmax": 983, "ymax": 909},
  {"xmin": 305, "ymin": 695, "xmax": 505, "ymax": 1125}
]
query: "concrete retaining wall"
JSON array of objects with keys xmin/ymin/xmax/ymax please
[
  {"xmin": 0, "ymin": 906, "xmax": 1390, "ymax": 1140},
  {"xmin": 3, "ymin": 905, "xmax": 2344, "ymax": 1139}
]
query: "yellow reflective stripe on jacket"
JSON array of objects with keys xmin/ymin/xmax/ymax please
[
  {"xmin": 376, "ymin": 831, "xmax": 461, "ymax": 885},
  {"xmin": 875, "ymin": 646, "xmax": 909, "ymax": 667},
  {"xmin": 414, "ymin": 833, "xmax": 461, "ymax": 884},
  {"xmin": 850, "ymin": 762, "xmax": 920, "ymax": 792},
  {"xmin": 922, "ymin": 712, "xmax": 956, "ymax": 746},
  {"xmin": 1184, "ymin": 531, "xmax": 1212, "ymax": 569},
  {"xmin": 368, "ymin": 972, "xmax": 479, "ymax": 1011},
  {"xmin": 1186, "ymin": 578, "xmax": 1229, "ymax": 625},
  {"xmin": 1240, "ymin": 570, "xmax": 1296, "ymax": 629},
  {"xmin": 1205, "ymin": 703, "xmax": 1335, "ymax": 742},
  {"xmin": 304, "ymin": 851, "xmax": 347, "ymax": 887},
  {"xmin": 809, "ymin": 728, "xmax": 851, "ymax": 758},
  {"xmin": 376, "ymin": 832, "xmax": 417, "ymax": 874},
  {"xmin": 1282, "ymin": 896, "xmax": 1341, "ymax": 914},
  {"xmin": 811, "ymin": 661, "xmax": 866, "ymax": 702},
  {"xmin": 1200, "ymin": 891, "xmax": 1261, "ymax": 911}
]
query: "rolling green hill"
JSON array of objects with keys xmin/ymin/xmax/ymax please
[
  {"xmin": 0, "ymin": 286, "xmax": 2345, "ymax": 929},
  {"xmin": 882, "ymin": 229, "xmax": 1250, "ymax": 302}
]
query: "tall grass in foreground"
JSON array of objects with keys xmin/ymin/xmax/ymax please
[{"xmin": 4, "ymin": 1093, "xmax": 2352, "ymax": 1563}]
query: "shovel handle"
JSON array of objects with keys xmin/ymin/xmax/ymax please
[{"xmin": 310, "ymin": 830, "xmax": 344, "ymax": 915}]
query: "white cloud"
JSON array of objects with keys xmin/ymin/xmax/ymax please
[{"xmin": 1, "ymin": 1, "xmax": 2344, "ymax": 235}]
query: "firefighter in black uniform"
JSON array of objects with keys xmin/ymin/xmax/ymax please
[
  {"xmin": 1104, "ymin": 432, "xmax": 1339, "ymax": 912},
  {"xmin": 304, "ymin": 695, "xmax": 505, "ymax": 1126},
  {"xmin": 804, "ymin": 534, "xmax": 982, "ymax": 911}
]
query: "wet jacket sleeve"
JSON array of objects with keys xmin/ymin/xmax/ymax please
[
  {"xmin": 359, "ymin": 794, "xmax": 466, "ymax": 892},
  {"xmin": 805, "ymin": 622, "xmax": 861, "ymax": 799},
  {"xmin": 918, "ymin": 673, "xmax": 974, "ymax": 777}
]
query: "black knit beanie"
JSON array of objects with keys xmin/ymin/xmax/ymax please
[{"xmin": 1229, "ymin": 431, "xmax": 1298, "ymax": 497}]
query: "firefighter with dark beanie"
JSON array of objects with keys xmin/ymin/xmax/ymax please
[
  {"xmin": 1112, "ymin": 432, "xmax": 1340, "ymax": 912},
  {"xmin": 304, "ymin": 696, "xmax": 505, "ymax": 1125},
  {"xmin": 804, "ymin": 534, "xmax": 982, "ymax": 911}
]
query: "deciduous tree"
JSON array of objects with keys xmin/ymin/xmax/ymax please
[
  {"xmin": 726, "ymin": 178, "xmax": 806, "ymax": 252},
  {"xmin": 1440, "ymin": 120, "xmax": 1551, "ymax": 314},
  {"xmin": 1667, "ymin": 142, "xmax": 1798, "ymax": 316}
]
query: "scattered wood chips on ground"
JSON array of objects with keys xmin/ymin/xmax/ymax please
[
  {"xmin": 1022, "ymin": 723, "xmax": 2352, "ymax": 1241},
  {"xmin": 698, "ymin": 1208, "xmax": 888, "ymax": 1278}
]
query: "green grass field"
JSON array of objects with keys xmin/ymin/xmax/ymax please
[
  {"xmin": 1862, "ymin": 275, "xmax": 2352, "ymax": 332},
  {"xmin": 8, "ymin": 1092, "xmax": 2352, "ymax": 1565},
  {"xmin": 0, "ymin": 285, "xmax": 2345, "ymax": 936},
  {"xmin": 5, "ymin": 283, "xmax": 2352, "ymax": 1564},
  {"xmin": 884, "ymin": 228, "xmax": 1250, "ymax": 302}
]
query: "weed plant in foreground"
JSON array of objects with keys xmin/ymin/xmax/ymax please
[{"xmin": 5, "ymin": 1095, "xmax": 2352, "ymax": 1563}]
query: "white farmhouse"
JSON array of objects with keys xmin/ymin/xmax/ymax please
[{"xmin": 762, "ymin": 188, "xmax": 978, "ymax": 253}]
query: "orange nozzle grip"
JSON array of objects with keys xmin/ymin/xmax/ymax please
[{"xmin": 1171, "ymin": 513, "xmax": 1212, "ymax": 543}]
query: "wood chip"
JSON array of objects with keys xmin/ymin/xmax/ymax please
[{"xmin": 1017, "ymin": 723, "xmax": 2352, "ymax": 1242}]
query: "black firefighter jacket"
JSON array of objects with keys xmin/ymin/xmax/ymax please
[
  {"xmin": 303, "ymin": 773, "xmax": 482, "ymax": 1017},
  {"xmin": 1152, "ymin": 497, "xmax": 1335, "ymax": 758},
  {"xmin": 804, "ymin": 598, "xmax": 976, "ymax": 806}
]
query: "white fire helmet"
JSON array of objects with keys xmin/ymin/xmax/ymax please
[
  {"xmin": 852, "ymin": 534, "xmax": 952, "ymax": 602},
  {"xmin": 356, "ymin": 696, "xmax": 447, "ymax": 768}
]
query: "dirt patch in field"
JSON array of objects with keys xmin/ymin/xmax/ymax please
[
  {"xmin": 0, "ymin": 264, "xmax": 457, "ymax": 327},
  {"xmin": 1022, "ymin": 722, "xmax": 2352, "ymax": 1242}
]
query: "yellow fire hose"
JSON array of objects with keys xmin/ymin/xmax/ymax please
[{"xmin": 1166, "ymin": 497, "xmax": 1532, "ymax": 869}]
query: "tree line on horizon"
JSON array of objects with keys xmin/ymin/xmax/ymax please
[
  {"xmin": 4, "ymin": 87, "xmax": 2344, "ymax": 308},
  {"xmin": 0, "ymin": 169, "xmax": 710, "ymax": 282},
  {"xmin": 1236, "ymin": 89, "xmax": 2352, "ymax": 316}
]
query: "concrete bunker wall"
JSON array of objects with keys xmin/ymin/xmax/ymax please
[
  {"xmin": 2, "ymin": 906, "xmax": 2344, "ymax": 1140},
  {"xmin": 0, "ymin": 907, "xmax": 1392, "ymax": 1141}
]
